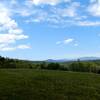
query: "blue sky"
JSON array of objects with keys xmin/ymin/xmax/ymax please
[{"xmin": 0, "ymin": 0, "xmax": 100, "ymax": 60}]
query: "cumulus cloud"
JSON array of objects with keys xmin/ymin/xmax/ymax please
[
  {"xmin": 88, "ymin": 0, "xmax": 100, "ymax": 16},
  {"xmin": 0, "ymin": 34, "xmax": 28, "ymax": 44},
  {"xmin": 0, "ymin": 3, "xmax": 29, "ymax": 51},
  {"xmin": 2, "ymin": 0, "xmax": 100, "ymax": 31},
  {"xmin": 25, "ymin": 2, "xmax": 81, "ymax": 27},
  {"xmin": 11, "ymin": 0, "xmax": 97, "ymax": 27},
  {"xmin": 25, "ymin": 1, "xmax": 100, "ymax": 27}
]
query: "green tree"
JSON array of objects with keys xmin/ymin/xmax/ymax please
[{"xmin": 47, "ymin": 63, "xmax": 60, "ymax": 70}]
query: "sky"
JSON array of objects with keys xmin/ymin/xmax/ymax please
[{"xmin": 0, "ymin": 0, "xmax": 100, "ymax": 60}]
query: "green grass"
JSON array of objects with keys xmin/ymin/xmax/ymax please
[{"xmin": 0, "ymin": 69, "xmax": 100, "ymax": 100}]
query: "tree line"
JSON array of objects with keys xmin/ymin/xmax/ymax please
[
  {"xmin": 40, "ymin": 60, "xmax": 100, "ymax": 74},
  {"xmin": 0, "ymin": 56, "xmax": 100, "ymax": 74},
  {"xmin": 0, "ymin": 56, "xmax": 33, "ymax": 69}
]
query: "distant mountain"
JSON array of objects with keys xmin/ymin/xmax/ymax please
[
  {"xmin": 46, "ymin": 57, "xmax": 100, "ymax": 62},
  {"xmin": 79, "ymin": 57, "xmax": 100, "ymax": 61},
  {"xmin": 46, "ymin": 59, "xmax": 75, "ymax": 62},
  {"xmin": 46, "ymin": 59, "xmax": 69, "ymax": 62}
]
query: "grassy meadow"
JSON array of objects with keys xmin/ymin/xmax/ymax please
[{"xmin": 0, "ymin": 69, "xmax": 100, "ymax": 100}]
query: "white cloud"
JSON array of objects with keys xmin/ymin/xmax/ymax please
[
  {"xmin": 56, "ymin": 38, "xmax": 75, "ymax": 45},
  {"xmin": 7, "ymin": 0, "xmax": 100, "ymax": 28},
  {"xmin": 18, "ymin": 9, "xmax": 32, "ymax": 17},
  {"xmin": 88, "ymin": 0, "xmax": 100, "ymax": 16},
  {"xmin": 63, "ymin": 38, "xmax": 74, "ymax": 44},
  {"xmin": 0, "ymin": 47, "xmax": 16, "ymax": 51},
  {"xmin": 55, "ymin": 2, "xmax": 80, "ymax": 17},
  {"xmin": 0, "ymin": 44, "xmax": 30, "ymax": 51},
  {"xmin": 17, "ymin": 45, "xmax": 31, "ymax": 49},
  {"xmin": 77, "ymin": 20, "xmax": 100, "ymax": 26},
  {"xmin": 0, "ymin": 4, "xmax": 29, "ymax": 51},
  {"xmin": 30, "ymin": 0, "xmax": 70, "ymax": 5},
  {"xmin": 0, "ymin": 43, "xmax": 15, "ymax": 51},
  {"xmin": 0, "ymin": 34, "xmax": 28, "ymax": 44},
  {"xmin": 25, "ymin": 2, "xmax": 81, "ymax": 27},
  {"xmin": 25, "ymin": 1, "xmax": 97, "ymax": 28}
]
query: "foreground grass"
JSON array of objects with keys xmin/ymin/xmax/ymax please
[{"xmin": 0, "ymin": 69, "xmax": 100, "ymax": 100}]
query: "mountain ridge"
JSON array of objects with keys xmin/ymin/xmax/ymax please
[{"xmin": 46, "ymin": 57, "xmax": 100, "ymax": 62}]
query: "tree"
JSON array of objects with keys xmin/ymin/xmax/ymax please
[
  {"xmin": 47, "ymin": 63, "xmax": 60, "ymax": 70},
  {"xmin": 40, "ymin": 62, "xmax": 47, "ymax": 69}
]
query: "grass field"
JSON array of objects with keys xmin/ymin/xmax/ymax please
[{"xmin": 0, "ymin": 69, "xmax": 100, "ymax": 100}]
